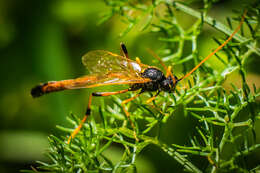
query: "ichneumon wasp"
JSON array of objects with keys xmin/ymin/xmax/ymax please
[{"xmin": 31, "ymin": 10, "xmax": 246, "ymax": 143}]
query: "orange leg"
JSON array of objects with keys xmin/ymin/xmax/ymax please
[
  {"xmin": 166, "ymin": 66, "xmax": 172, "ymax": 78},
  {"xmin": 67, "ymin": 94, "xmax": 93, "ymax": 144},
  {"xmin": 121, "ymin": 93, "xmax": 142, "ymax": 141},
  {"xmin": 145, "ymin": 92, "xmax": 171, "ymax": 118},
  {"xmin": 147, "ymin": 103, "xmax": 165, "ymax": 115},
  {"xmin": 67, "ymin": 89, "xmax": 129, "ymax": 144},
  {"xmin": 135, "ymin": 57, "xmax": 142, "ymax": 67},
  {"xmin": 146, "ymin": 91, "xmax": 160, "ymax": 104},
  {"xmin": 92, "ymin": 89, "xmax": 129, "ymax": 96}
]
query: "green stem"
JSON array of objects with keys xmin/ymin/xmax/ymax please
[
  {"xmin": 171, "ymin": 1, "xmax": 260, "ymax": 56},
  {"xmin": 105, "ymin": 127, "xmax": 202, "ymax": 173}
]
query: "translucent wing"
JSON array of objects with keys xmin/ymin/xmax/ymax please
[
  {"xmin": 60, "ymin": 50, "xmax": 152, "ymax": 88},
  {"xmin": 82, "ymin": 50, "xmax": 149, "ymax": 76},
  {"xmin": 79, "ymin": 50, "xmax": 154, "ymax": 88},
  {"xmin": 31, "ymin": 73, "xmax": 151, "ymax": 97},
  {"xmin": 64, "ymin": 73, "xmax": 151, "ymax": 90},
  {"xmin": 31, "ymin": 50, "xmax": 152, "ymax": 97}
]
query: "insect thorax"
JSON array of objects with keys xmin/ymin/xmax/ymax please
[
  {"xmin": 129, "ymin": 67, "xmax": 178, "ymax": 93},
  {"xmin": 129, "ymin": 68, "xmax": 166, "ymax": 92}
]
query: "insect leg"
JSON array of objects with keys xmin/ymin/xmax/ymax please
[
  {"xmin": 146, "ymin": 91, "xmax": 160, "ymax": 104},
  {"xmin": 146, "ymin": 102, "xmax": 167, "ymax": 116},
  {"xmin": 121, "ymin": 93, "xmax": 142, "ymax": 141},
  {"xmin": 166, "ymin": 66, "xmax": 172, "ymax": 78},
  {"xmin": 67, "ymin": 89, "xmax": 129, "ymax": 144},
  {"xmin": 92, "ymin": 89, "xmax": 129, "ymax": 96},
  {"xmin": 135, "ymin": 57, "xmax": 142, "ymax": 67},
  {"xmin": 120, "ymin": 42, "xmax": 129, "ymax": 59},
  {"xmin": 67, "ymin": 94, "xmax": 93, "ymax": 144},
  {"xmin": 120, "ymin": 42, "xmax": 137, "ymax": 74}
]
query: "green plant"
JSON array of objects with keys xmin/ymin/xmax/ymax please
[{"xmin": 26, "ymin": 0, "xmax": 260, "ymax": 172}]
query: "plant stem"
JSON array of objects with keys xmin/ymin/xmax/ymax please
[{"xmin": 171, "ymin": 1, "xmax": 260, "ymax": 56}]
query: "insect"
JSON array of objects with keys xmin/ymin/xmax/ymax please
[{"xmin": 31, "ymin": 11, "xmax": 246, "ymax": 143}]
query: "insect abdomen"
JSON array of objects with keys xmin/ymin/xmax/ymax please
[{"xmin": 31, "ymin": 82, "xmax": 66, "ymax": 98}]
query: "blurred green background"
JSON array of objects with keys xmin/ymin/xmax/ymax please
[{"xmin": 0, "ymin": 0, "xmax": 259, "ymax": 172}]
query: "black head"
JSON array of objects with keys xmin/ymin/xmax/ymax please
[{"xmin": 160, "ymin": 75, "xmax": 179, "ymax": 92}]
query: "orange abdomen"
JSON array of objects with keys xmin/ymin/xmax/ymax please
[{"xmin": 31, "ymin": 76, "xmax": 97, "ymax": 98}]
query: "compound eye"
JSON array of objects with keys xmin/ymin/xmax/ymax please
[
  {"xmin": 161, "ymin": 80, "xmax": 167, "ymax": 86},
  {"xmin": 161, "ymin": 80, "xmax": 170, "ymax": 90}
]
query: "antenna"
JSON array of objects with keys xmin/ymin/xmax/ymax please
[{"xmin": 179, "ymin": 10, "xmax": 247, "ymax": 81}]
